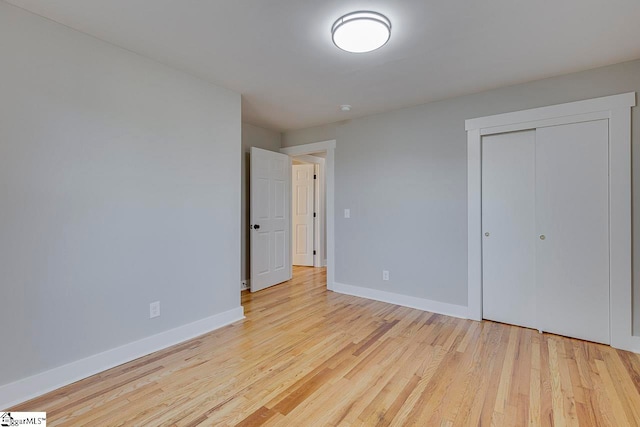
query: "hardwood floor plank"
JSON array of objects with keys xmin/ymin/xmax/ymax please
[
  {"xmin": 594, "ymin": 358, "xmax": 632, "ymax": 426},
  {"xmin": 235, "ymin": 406, "xmax": 279, "ymax": 427},
  {"xmin": 528, "ymin": 333, "xmax": 541, "ymax": 426},
  {"xmin": 494, "ymin": 327, "xmax": 519, "ymax": 414},
  {"xmin": 602, "ymin": 351, "xmax": 640, "ymax": 423},
  {"xmin": 9, "ymin": 266, "xmax": 640, "ymax": 426}
]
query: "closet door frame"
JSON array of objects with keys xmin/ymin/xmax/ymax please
[{"xmin": 466, "ymin": 92, "xmax": 636, "ymax": 352}]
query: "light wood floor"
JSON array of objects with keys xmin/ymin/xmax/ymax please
[{"xmin": 12, "ymin": 266, "xmax": 640, "ymax": 426}]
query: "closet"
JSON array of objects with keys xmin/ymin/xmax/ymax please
[
  {"xmin": 481, "ymin": 120, "xmax": 610, "ymax": 344},
  {"xmin": 467, "ymin": 93, "xmax": 636, "ymax": 351}
]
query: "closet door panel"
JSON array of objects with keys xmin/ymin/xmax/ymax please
[
  {"xmin": 536, "ymin": 120, "xmax": 610, "ymax": 344},
  {"xmin": 481, "ymin": 130, "xmax": 536, "ymax": 329}
]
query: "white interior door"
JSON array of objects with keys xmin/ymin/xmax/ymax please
[
  {"xmin": 250, "ymin": 147, "xmax": 291, "ymax": 292},
  {"xmin": 292, "ymin": 164, "xmax": 314, "ymax": 266},
  {"xmin": 536, "ymin": 120, "xmax": 610, "ymax": 344},
  {"xmin": 481, "ymin": 130, "xmax": 537, "ymax": 329}
]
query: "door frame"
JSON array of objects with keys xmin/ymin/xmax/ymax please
[
  {"xmin": 281, "ymin": 140, "xmax": 336, "ymax": 290},
  {"xmin": 466, "ymin": 92, "xmax": 636, "ymax": 352}
]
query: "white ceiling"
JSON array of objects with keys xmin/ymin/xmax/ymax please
[{"xmin": 5, "ymin": 0, "xmax": 640, "ymax": 131}]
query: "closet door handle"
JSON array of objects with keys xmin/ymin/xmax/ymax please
[{"xmin": 539, "ymin": 235, "xmax": 545, "ymax": 240}]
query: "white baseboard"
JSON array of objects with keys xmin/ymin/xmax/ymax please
[
  {"xmin": 612, "ymin": 334, "xmax": 640, "ymax": 354},
  {"xmin": 332, "ymin": 282, "xmax": 468, "ymax": 319},
  {"xmin": 0, "ymin": 306, "xmax": 245, "ymax": 410}
]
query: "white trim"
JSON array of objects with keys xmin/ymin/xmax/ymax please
[
  {"xmin": 0, "ymin": 306, "xmax": 245, "ymax": 410},
  {"xmin": 333, "ymin": 282, "xmax": 468, "ymax": 319},
  {"xmin": 609, "ymin": 106, "xmax": 640, "ymax": 352},
  {"xmin": 479, "ymin": 111, "xmax": 610, "ymax": 136},
  {"xmin": 313, "ymin": 162, "xmax": 325, "ymax": 268},
  {"xmin": 281, "ymin": 140, "xmax": 336, "ymax": 290},
  {"xmin": 467, "ymin": 128, "xmax": 482, "ymax": 321},
  {"xmin": 293, "ymin": 154, "xmax": 325, "ymax": 164},
  {"xmin": 465, "ymin": 92, "xmax": 635, "ymax": 131},
  {"xmin": 466, "ymin": 92, "xmax": 637, "ymax": 353},
  {"xmin": 280, "ymin": 140, "xmax": 336, "ymax": 156}
]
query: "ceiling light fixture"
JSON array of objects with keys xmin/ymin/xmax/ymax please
[
  {"xmin": 340, "ymin": 104, "xmax": 352, "ymax": 112},
  {"xmin": 331, "ymin": 11, "xmax": 391, "ymax": 53}
]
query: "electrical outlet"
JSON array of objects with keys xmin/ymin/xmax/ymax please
[
  {"xmin": 241, "ymin": 280, "xmax": 249, "ymax": 290},
  {"xmin": 150, "ymin": 301, "xmax": 160, "ymax": 318},
  {"xmin": 382, "ymin": 270, "xmax": 390, "ymax": 281}
]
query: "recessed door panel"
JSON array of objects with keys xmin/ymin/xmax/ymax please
[
  {"xmin": 274, "ymin": 230, "xmax": 286, "ymax": 270},
  {"xmin": 274, "ymin": 180, "xmax": 286, "ymax": 219},
  {"xmin": 296, "ymin": 186, "xmax": 309, "ymax": 215},
  {"xmin": 296, "ymin": 224, "xmax": 308, "ymax": 254},
  {"xmin": 254, "ymin": 231, "xmax": 270, "ymax": 276},
  {"xmin": 255, "ymin": 178, "xmax": 270, "ymax": 220}
]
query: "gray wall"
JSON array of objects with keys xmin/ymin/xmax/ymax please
[
  {"xmin": 241, "ymin": 123, "xmax": 282, "ymax": 281},
  {"xmin": 0, "ymin": 2, "xmax": 241, "ymax": 385},
  {"xmin": 283, "ymin": 59, "xmax": 640, "ymax": 330},
  {"xmin": 283, "ymin": 123, "xmax": 337, "ymax": 148}
]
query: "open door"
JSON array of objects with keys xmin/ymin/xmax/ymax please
[
  {"xmin": 250, "ymin": 147, "xmax": 292, "ymax": 292},
  {"xmin": 292, "ymin": 164, "xmax": 315, "ymax": 266}
]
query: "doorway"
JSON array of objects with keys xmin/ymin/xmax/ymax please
[
  {"xmin": 281, "ymin": 140, "xmax": 336, "ymax": 290},
  {"xmin": 292, "ymin": 154, "xmax": 326, "ymax": 268}
]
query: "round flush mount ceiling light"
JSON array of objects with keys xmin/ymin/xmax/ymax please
[{"xmin": 331, "ymin": 11, "xmax": 391, "ymax": 53}]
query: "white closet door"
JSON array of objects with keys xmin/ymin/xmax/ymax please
[
  {"xmin": 481, "ymin": 130, "xmax": 537, "ymax": 329},
  {"xmin": 536, "ymin": 120, "xmax": 610, "ymax": 344}
]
